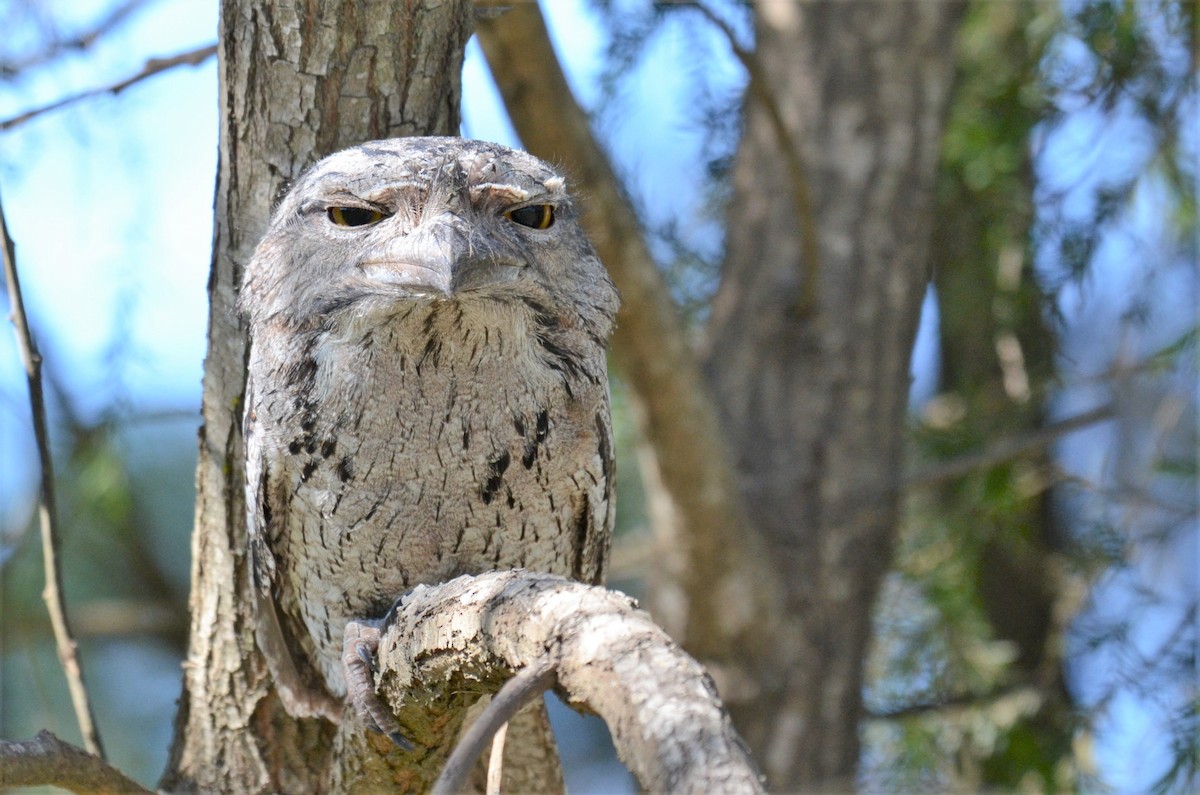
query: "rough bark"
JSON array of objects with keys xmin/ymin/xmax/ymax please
[
  {"xmin": 160, "ymin": 2, "xmax": 470, "ymax": 791},
  {"xmin": 702, "ymin": 2, "xmax": 965, "ymax": 788},
  {"xmin": 372, "ymin": 571, "xmax": 764, "ymax": 794}
]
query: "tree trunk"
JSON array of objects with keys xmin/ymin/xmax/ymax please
[
  {"xmin": 702, "ymin": 2, "xmax": 965, "ymax": 788},
  {"xmin": 159, "ymin": 2, "xmax": 470, "ymax": 791},
  {"xmin": 481, "ymin": 2, "xmax": 965, "ymax": 788},
  {"xmin": 475, "ymin": 0, "xmax": 785, "ymax": 679},
  {"xmin": 925, "ymin": 3, "xmax": 1076, "ymax": 786}
]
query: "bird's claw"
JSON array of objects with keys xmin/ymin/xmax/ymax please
[
  {"xmin": 342, "ymin": 619, "xmax": 414, "ymax": 751},
  {"xmin": 357, "ymin": 641, "xmax": 379, "ymax": 675}
]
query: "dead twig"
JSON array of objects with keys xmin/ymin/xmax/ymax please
[
  {"xmin": 1, "ymin": 0, "xmax": 152, "ymax": 76},
  {"xmin": 1, "ymin": 189, "xmax": 105, "ymax": 758},
  {"xmin": 485, "ymin": 720, "xmax": 508, "ymax": 795},
  {"xmin": 0, "ymin": 43, "xmax": 216, "ymax": 130},
  {"xmin": 431, "ymin": 658, "xmax": 557, "ymax": 795}
]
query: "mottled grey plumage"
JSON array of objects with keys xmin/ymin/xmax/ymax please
[{"xmin": 239, "ymin": 137, "xmax": 618, "ymax": 722}]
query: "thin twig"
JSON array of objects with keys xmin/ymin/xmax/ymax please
[
  {"xmin": 0, "ymin": 43, "xmax": 217, "ymax": 130},
  {"xmin": 430, "ymin": 659, "xmax": 558, "ymax": 795},
  {"xmin": 905, "ymin": 403, "xmax": 1116, "ymax": 489},
  {"xmin": 1, "ymin": 189, "xmax": 105, "ymax": 758},
  {"xmin": 865, "ymin": 684, "xmax": 1039, "ymax": 722},
  {"xmin": 0, "ymin": 0, "xmax": 152, "ymax": 76},
  {"xmin": 691, "ymin": 1, "xmax": 822, "ymax": 316},
  {"xmin": 1087, "ymin": 601, "xmax": 1197, "ymax": 717},
  {"xmin": 485, "ymin": 720, "xmax": 508, "ymax": 795}
]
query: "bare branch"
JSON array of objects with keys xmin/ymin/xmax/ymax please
[
  {"xmin": 0, "ymin": 43, "xmax": 216, "ymax": 130},
  {"xmin": 905, "ymin": 404, "xmax": 1116, "ymax": 489},
  {"xmin": 1, "ymin": 0, "xmax": 153, "ymax": 76},
  {"xmin": 0, "ymin": 731, "xmax": 150, "ymax": 793},
  {"xmin": 688, "ymin": 1, "xmax": 822, "ymax": 315},
  {"xmin": 485, "ymin": 721, "xmax": 507, "ymax": 795},
  {"xmin": 376, "ymin": 571, "xmax": 765, "ymax": 794},
  {"xmin": 1, "ymin": 190, "xmax": 105, "ymax": 758},
  {"xmin": 865, "ymin": 684, "xmax": 1041, "ymax": 722}
]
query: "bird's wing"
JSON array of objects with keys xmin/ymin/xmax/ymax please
[
  {"xmin": 244, "ymin": 374, "xmax": 342, "ymax": 722},
  {"xmin": 244, "ymin": 376, "xmax": 276, "ymax": 596},
  {"xmin": 583, "ymin": 393, "xmax": 616, "ymax": 585}
]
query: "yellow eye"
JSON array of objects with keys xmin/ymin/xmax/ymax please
[
  {"xmin": 327, "ymin": 206, "xmax": 386, "ymax": 227},
  {"xmin": 506, "ymin": 204, "xmax": 555, "ymax": 230}
]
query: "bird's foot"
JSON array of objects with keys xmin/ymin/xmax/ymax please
[{"xmin": 342, "ymin": 618, "xmax": 414, "ymax": 750}]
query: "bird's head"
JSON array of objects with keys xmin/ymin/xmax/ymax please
[{"xmin": 240, "ymin": 137, "xmax": 618, "ymax": 342}]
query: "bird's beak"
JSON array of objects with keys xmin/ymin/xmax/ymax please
[
  {"xmin": 359, "ymin": 258, "xmax": 453, "ymax": 296},
  {"xmin": 358, "ymin": 218, "xmax": 455, "ymax": 296},
  {"xmin": 359, "ymin": 212, "xmax": 520, "ymax": 298}
]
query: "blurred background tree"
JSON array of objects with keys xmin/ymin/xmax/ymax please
[{"xmin": 1, "ymin": 0, "xmax": 1194, "ymax": 792}]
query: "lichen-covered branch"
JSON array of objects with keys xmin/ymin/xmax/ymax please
[{"xmin": 371, "ymin": 571, "xmax": 765, "ymax": 794}]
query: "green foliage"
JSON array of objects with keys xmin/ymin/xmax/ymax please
[
  {"xmin": 1150, "ymin": 696, "xmax": 1199, "ymax": 795},
  {"xmin": 873, "ymin": 0, "xmax": 1197, "ymax": 791}
]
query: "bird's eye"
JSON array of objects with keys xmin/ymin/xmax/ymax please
[
  {"xmin": 327, "ymin": 206, "xmax": 386, "ymax": 227},
  {"xmin": 506, "ymin": 204, "xmax": 555, "ymax": 230}
]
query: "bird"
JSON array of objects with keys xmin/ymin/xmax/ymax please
[{"xmin": 238, "ymin": 137, "xmax": 618, "ymax": 736}]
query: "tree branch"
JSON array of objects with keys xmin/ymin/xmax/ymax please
[
  {"xmin": 1, "ymin": 0, "xmax": 153, "ymax": 76},
  {"xmin": 0, "ymin": 43, "xmax": 216, "ymax": 130},
  {"xmin": 905, "ymin": 403, "xmax": 1116, "ymax": 488},
  {"xmin": 689, "ymin": 1, "xmax": 822, "ymax": 315},
  {"xmin": 865, "ymin": 684, "xmax": 1041, "ymax": 722},
  {"xmin": 0, "ymin": 731, "xmax": 146, "ymax": 793},
  {"xmin": 375, "ymin": 571, "xmax": 765, "ymax": 794},
  {"xmin": 432, "ymin": 657, "xmax": 557, "ymax": 795},
  {"xmin": 1, "ymin": 190, "xmax": 105, "ymax": 758}
]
